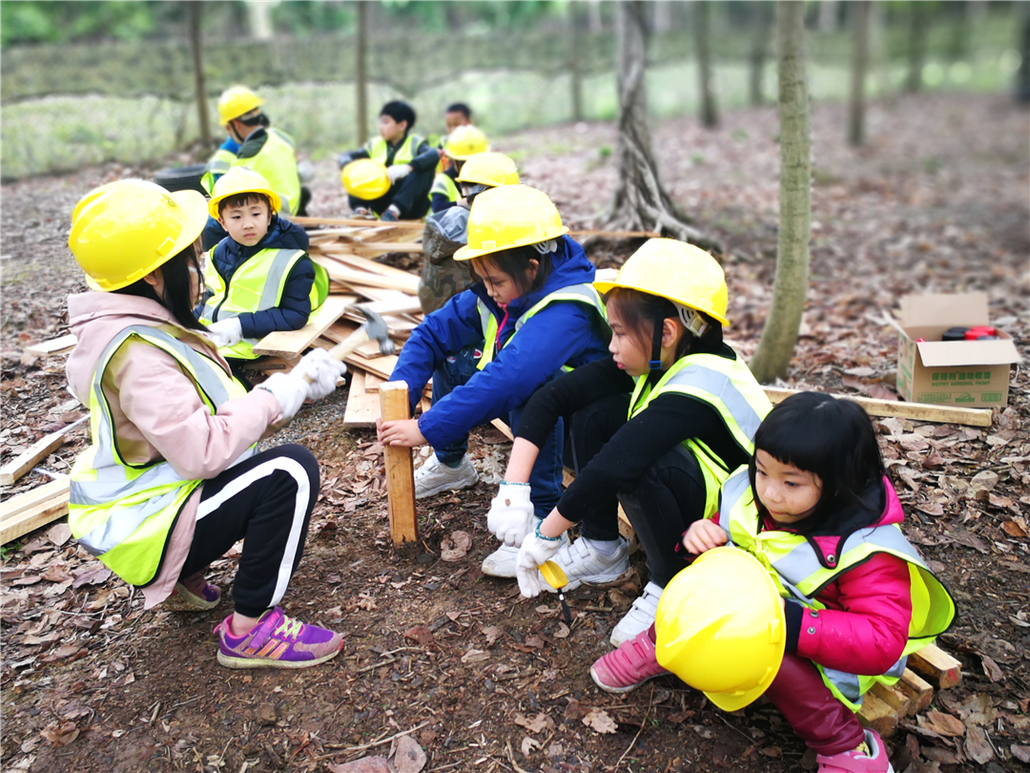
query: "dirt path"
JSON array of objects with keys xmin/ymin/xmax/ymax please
[{"xmin": 2, "ymin": 93, "xmax": 1028, "ymax": 773}]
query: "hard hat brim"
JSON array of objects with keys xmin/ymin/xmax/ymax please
[
  {"xmin": 453, "ymin": 226, "xmax": 569, "ymax": 262},
  {"xmin": 208, "ymin": 185, "xmax": 282, "ymax": 219},
  {"xmin": 593, "ymin": 277, "xmax": 731, "ymax": 327}
]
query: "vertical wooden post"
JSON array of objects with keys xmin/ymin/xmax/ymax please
[
  {"xmin": 379, "ymin": 382, "xmax": 418, "ymax": 544},
  {"xmin": 188, "ymin": 1, "xmax": 211, "ymax": 148}
]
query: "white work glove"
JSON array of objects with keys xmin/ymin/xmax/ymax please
[
  {"xmin": 386, "ymin": 164, "xmax": 411, "ymax": 183},
  {"xmin": 256, "ymin": 372, "xmax": 307, "ymax": 422},
  {"xmin": 487, "ymin": 483, "xmax": 536, "ymax": 547},
  {"xmin": 296, "ymin": 348, "xmax": 347, "ymax": 402},
  {"xmin": 516, "ymin": 532, "xmax": 563, "ymax": 599},
  {"xmin": 206, "ymin": 317, "xmax": 243, "ymax": 349}
]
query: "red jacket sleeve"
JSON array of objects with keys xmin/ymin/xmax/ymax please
[{"xmin": 794, "ymin": 552, "xmax": 912, "ymax": 676}]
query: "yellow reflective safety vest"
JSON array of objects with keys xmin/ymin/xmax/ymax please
[
  {"xmin": 197, "ymin": 248, "xmax": 330, "ymax": 360},
  {"xmin": 629, "ymin": 353, "xmax": 770, "ymax": 519},
  {"xmin": 231, "ymin": 128, "xmax": 301, "ymax": 215},
  {"xmin": 69, "ymin": 326, "xmax": 253, "ymax": 587},
  {"xmin": 475, "ymin": 283, "xmax": 608, "ymax": 371},
  {"xmin": 201, "ymin": 147, "xmax": 238, "ymax": 195},
  {"xmin": 364, "ymin": 134, "xmax": 423, "ymax": 168},
  {"xmin": 430, "ymin": 172, "xmax": 460, "ymax": 206},
  {"xmin": 714, "ymin": 466, "xmax": 956, "ymax": 711}
]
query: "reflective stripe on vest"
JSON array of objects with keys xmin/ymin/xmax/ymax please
[
  {"xmin": 365, "ymin": 134, "xmax": 422, "ymax": 167},
  {"xmin": 202, "ymin": 147, "xmax": 237, "ymax": 195},
  {"xmin": 629, "ymin": 355, "xmax": 770, "ymax": 518},
  {"xmin": 716, "ymin": 466, "xmax": 956, "ymax": 710},
  {"xmin": 475, "ymin": 283, "xmax": 608, "ymax": 370},
  {"xmin": 69, "ymin": 326, "xmax": 252, "ymax": 587},
  {"xmin": 198, "ymin": 248, "xmax": 329, "ymax": 360},
  {"xmin": 231, "ymin": 128, "xmax": 301, "ymax": 215},
  {"xmin": 431, "ymin": 173, "xmax": 460, "ymax": 204}
]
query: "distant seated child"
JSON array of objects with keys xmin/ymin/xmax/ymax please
[
  {"xmin": 444, "ymin": 102, "xmax": 474, "ymax": 138},
  {"xmin": 430, "ymin": 125, "xmax": 489, "ymax": 214},
  {"xmin": 197, "ymin": 168, "xmax": 328, "ymax": 384},
  {"xmin": 337, "ymin": 100, "xmax": 439, "ymax": 222}
]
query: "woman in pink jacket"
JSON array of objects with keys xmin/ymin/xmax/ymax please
[
  {"xmin": 66, "ymin": 179, "xmax": 346, "ymax": 669},
  {"xmin": 589, "ymin": 392, "xmax": 955, "ymax": 773}
]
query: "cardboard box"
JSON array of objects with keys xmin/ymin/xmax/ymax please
[{"xmin": 895, "ymin": 292, "xmax": 1021, "ymax": 407}]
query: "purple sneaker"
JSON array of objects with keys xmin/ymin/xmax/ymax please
[
  {"xmin": 590, "ymin": 629, "xmax": 670, "ymax": 694},
  {"xmin": 163, "ymin": 572, "xmax": 221, "ymax": 611},
  {"xmin": 213, "ymin": 607, "xmax": 343, "ymax": 669}
]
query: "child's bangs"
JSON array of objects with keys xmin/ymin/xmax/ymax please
[{"xmin": 219, "ymin": 192, "xmax": 270, "ymax": 215}]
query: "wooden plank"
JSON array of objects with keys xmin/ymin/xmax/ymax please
[
  {"xmin": 342, "ymin": 371, "xmax": 381, "ymax": 429},
  {"xmin": 363, "ymin": 373, "xmax": 385, "ymax": 392},
  {"xmin": 380, "ymin": 382, "xmax": 418, "ymax": 544},
  {"xmin": 24, "ymin": 334, "xmax": 77, "ymax": 357},
  {"xmin": 355, "ymin": 339, "xmax": 390, "ymax": 360},
  {"xmin": 293, "ymin": 215, "xmax": 424, "ymax": 229},
  {"xmin": 897, "ymin": 668, "xmax": 934, "ymax": 714},
  {"xmin": 344, "ymin": 352, "xmax": 400, "ymax": 382},
  {"xmin": 1, "ymin": 479, "xmax": 71, "ymax": 545},
  {"xmin": 1, "ymin": 430, "xmax": 71, "ymax": 486},
  {"xmin": 311, "ymin": 257, "xmax": 420, "ymax": 295},
  {"xmin": 1, "ymin": 478, "xmax": 70, "ymax": 520},
  {"xmin": 869, "ymin": 681, "xmax": 912, "ymax": 719},
  {"xmin": 250, "ymin": 296, "xmax": 354, "ymax": 357},
  {"xmin": 762, "ymin": 387, "xmax": 992, "ymax": 427},
  {"xmin": 908, "ymin": 643, "xmax": 962, "ymax": 689},
  {"xmin": 352, "ymin": 242, "xmax": 423, "ymax": 254},
  {"xmin": 856, "ymin": 690, "xmax": 898, "ymax": 738},
  {"xmin": 359, "ymin": 295, "xmax": 424, "ymax": 318}
]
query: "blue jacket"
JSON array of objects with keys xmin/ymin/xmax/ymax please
[
  {"xmin": 391, "ymin": 235, "xmax": 611, "ymax": 448},
  {"xmin": 207, "ymin": 217, "xmax": 314, "ymax": 339}
]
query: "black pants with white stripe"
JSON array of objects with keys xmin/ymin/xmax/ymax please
[{"xmin": 179, "ymin": 445, "xmax": 320, "ymax": 618}]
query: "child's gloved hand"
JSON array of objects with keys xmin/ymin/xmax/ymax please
[
  {"xmin": 256, "ymin": 373, "xmax": 307, "ymax": 422},
  {"xmin": 206, "ymin": 317, "xmax": 243, "ymax": 349},
  {"xmin": 516, "ymin": 532, "xmax": 562, "ymax": 598},
  {"xmin": 337, "ymin": 151, "xmax": 354, "ymax": 169},
  {"xmin": 297, "ymin": 349, "xmax": 347, "ymax": 401},
  {"xmin": 387, "ymin": 164, "xmax": 412, "ymax": 183},
  {"xmin": 487, "ymin": 483, "xmax": 535, "ymax": 547}
]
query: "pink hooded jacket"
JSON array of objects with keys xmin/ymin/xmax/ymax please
[{"xmin": 66, "ymin": 291, "xmax": 282, "ymax": 608}]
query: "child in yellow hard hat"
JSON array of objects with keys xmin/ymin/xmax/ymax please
[
  {"xmin": 429, "ymin": 125, "xmax": 489, "ymax": 214},
  {"xmin": 592, "ymin": 392, "xmax": 955, "ymax": 773},
  {"xmin": 65, "ymin": 179, "xmax": 346, "ymax": 669},
  {"xmin": 500, "ymin": 238, "xmax": 771, "ymax": 647},
  {"xmin": 197, "ymin": 167, "xmax": 329, "ymax": 386},
  {"xmin": 337, "ymin": 101, "xmax": 439, "ymax": 222}
]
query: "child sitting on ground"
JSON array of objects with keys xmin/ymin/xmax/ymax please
[
  {"xmin": 197, "ymin": 168, "xmax": 328, "ymax": 385},
  {"xmin": 337, "ymin": 100, "xmax": 439, "ymax": 222},
  {"xmin": 588, "ymin": 392, "xmax": 955, "ymax": 773}
]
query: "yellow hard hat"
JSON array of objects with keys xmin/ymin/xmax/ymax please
[
  {"xmin": 455, "ymin": 152, "xmax": 520, "ymax": 188},
  {"xmin": 593, "ymin": 238, "xmax": 729, "ymax": 326},
  {"xmin": 654, "ymin": 547, "xmax": 786, "ymax": 712},
  {"xmin": 341, "ymin": 159, "xmax": 391, "ymax": 199},
  {"xmin": 69, "ymin": 180, "xmax": 208, "ymax": 292},
  {"xmin": 453, "ymin": 185, "xmax": 568, "ymax": 262},
  {"xmin": 217, "ymin": 85, "xmax": 264, "ymax": 125},
  {"xmin": 444, "ymin": 125, "xmax": 489, "ymax": 160},
  {"xmin": 207, "ymin": 167, "xmax": 281, "ymax": 218}
]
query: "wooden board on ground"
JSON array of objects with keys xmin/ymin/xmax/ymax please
[
  {"xmin": 311, "ymin": 257, "xmax": 421, "ymax": 296},
  {"xmin": 251, "ymin": 295, "xmax": 354, "ymax": 357},
  {"xmin": 363, "ymin": 373, "xmax": 385, "ymax": 392},
  {"xmin": 908, "ymin": 643, "xmax": 962, "ymax": 689},
  {"xmin": 762, "ymin": 387, "xmax": 992, "ymax": 428},
  {"xmin": 0, "ymin": 430, "xmax": 71, "ymax": 486},
  {"xmin": 856, "ymin": 690, "xmax": 897, "ymax": 738},
  {"xmin": 293, "ymin": 216, "xmax": 424, "ymax": 229},
  {"xmin": 380, "ymin": 382, "xmax": 418, "ymax": 544},
  {"xmin": 342, "ymin": 371, "xmax": 381, "ymax": 429},
  {"xmin": 24, "ymin": 334, "xmax": 77, "ymax": 357},
  {"xmin": 355, "ymin": 339, "xmax": 391, "ymax": 359},
  {"xmin": 1, "ymin": 478, "xmax": 70, "ymax": 545}
]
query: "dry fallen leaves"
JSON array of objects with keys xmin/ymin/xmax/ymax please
[{"xmin": 582, "ymin": 709, "xmax": 618, "ymax": 735}]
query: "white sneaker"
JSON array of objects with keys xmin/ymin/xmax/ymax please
[
  {"xmin": 481, "ymin": 533, "xmax": 570, "ymax": 578},
  {"xmin": 414, "ymin": 453, "xmax": 479, "ymax": 499},
  {"xmin": 542, "ymin": 538, "xmax": 630, "ymax": 592},
  {"xmin": 610, "ymin": 581, "xmax": 664, "ymax": 647}
]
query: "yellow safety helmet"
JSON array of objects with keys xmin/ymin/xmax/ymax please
[
  {"xmin": 217, "ymin": 85, "xmax": 264, "ymax": 125},
  {"xmin": 654, "ymin": 547, "xmax": 786, "ymax": 712},
  {"xmin": 455, "ymin": 152, "xmax": 520, "ymax": 188},
  {"xmin": 207, "ymin": 167, "xmax": 281, "ymax": 218},
  {"xmin": 341, "ymin": 159, "xmax": 391, "ymax": 199},
  {"xmin": 453, "ymin": 185, "xmax": 568, "ymax": 262},
  {"xmin": 444, "ymin": 125, "xmax": 489, "ymax": 160},
  {"xmin": 593, "ymin": 238, "xmax": 729, "ymax": 326},
  {"xmin": 68, "ymin": 180, "xmax": 208, "ymax": 292}
]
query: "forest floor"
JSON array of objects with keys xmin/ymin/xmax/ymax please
[{"xmin": 1, "ymin": 92, "xmax": 1028, "ymax": 773}]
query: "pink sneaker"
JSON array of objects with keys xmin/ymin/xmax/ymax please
[
  {"xmin": 213, "ymin": 607, "xmax": 343, "ymax": 669},
  {"xmin": 816, "ymin": 729, "xmax": 894, "ymax": 773},
  {"xmin": 590, "ymin": 629, "xmax": 669, "ymax": 694},
  {"xmin": 163, "ymin": 571, "xmax": 221, "ymax": 611}
]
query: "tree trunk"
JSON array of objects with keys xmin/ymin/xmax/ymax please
[
  {"xmin": 1016, "ymin": 0, "xmax": 1030, "ymax": 103},
  {"xmin": 588, "ymin": 1, "xmax": 603, "ymax": 33},
  {"xmin": 848, "ymin": 0, "xmax": 871, "ymax": 146},
  {"xmin": 905, "ymin": 1, "xmax": 928, "ymax": 93},
  {"xmin": 245, "ymin": 0, "xmax": 273, "ymax": 40},
  {"xmin": 600, "ymin": 1, "xmax": 714, "ymax": 248},
  {"xmin": 355, "ymin": 2, "xmax": 369, "ymax": 145},
  {"xmin": 818, "ymin": 0, "xmax": 839, "ymax": 32},
  {"xmin": 188, "ymin": 1, "xmax": 211, "ymax": 148},
  {"xmin": 869, "ymin": 1, "xmax": 893, "ymax": 106},
  {"xmin": 695, "ymin": 1, "xmax": 719, "ymax": 128},
  {"xmin": 749, "ymin": 1, "xmax": 773, "ymax": 106},
  {"xmin": 749, "ymin": 1, "xmax": 811, "ymax": 383},
  {"xmin": 569, "ymin": 3, "xmax": 584, "ymax": 122}
]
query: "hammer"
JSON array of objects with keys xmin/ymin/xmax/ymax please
[{"xmin": 294, "ymin": 305, "xmax": 395, "ymax": 382}]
